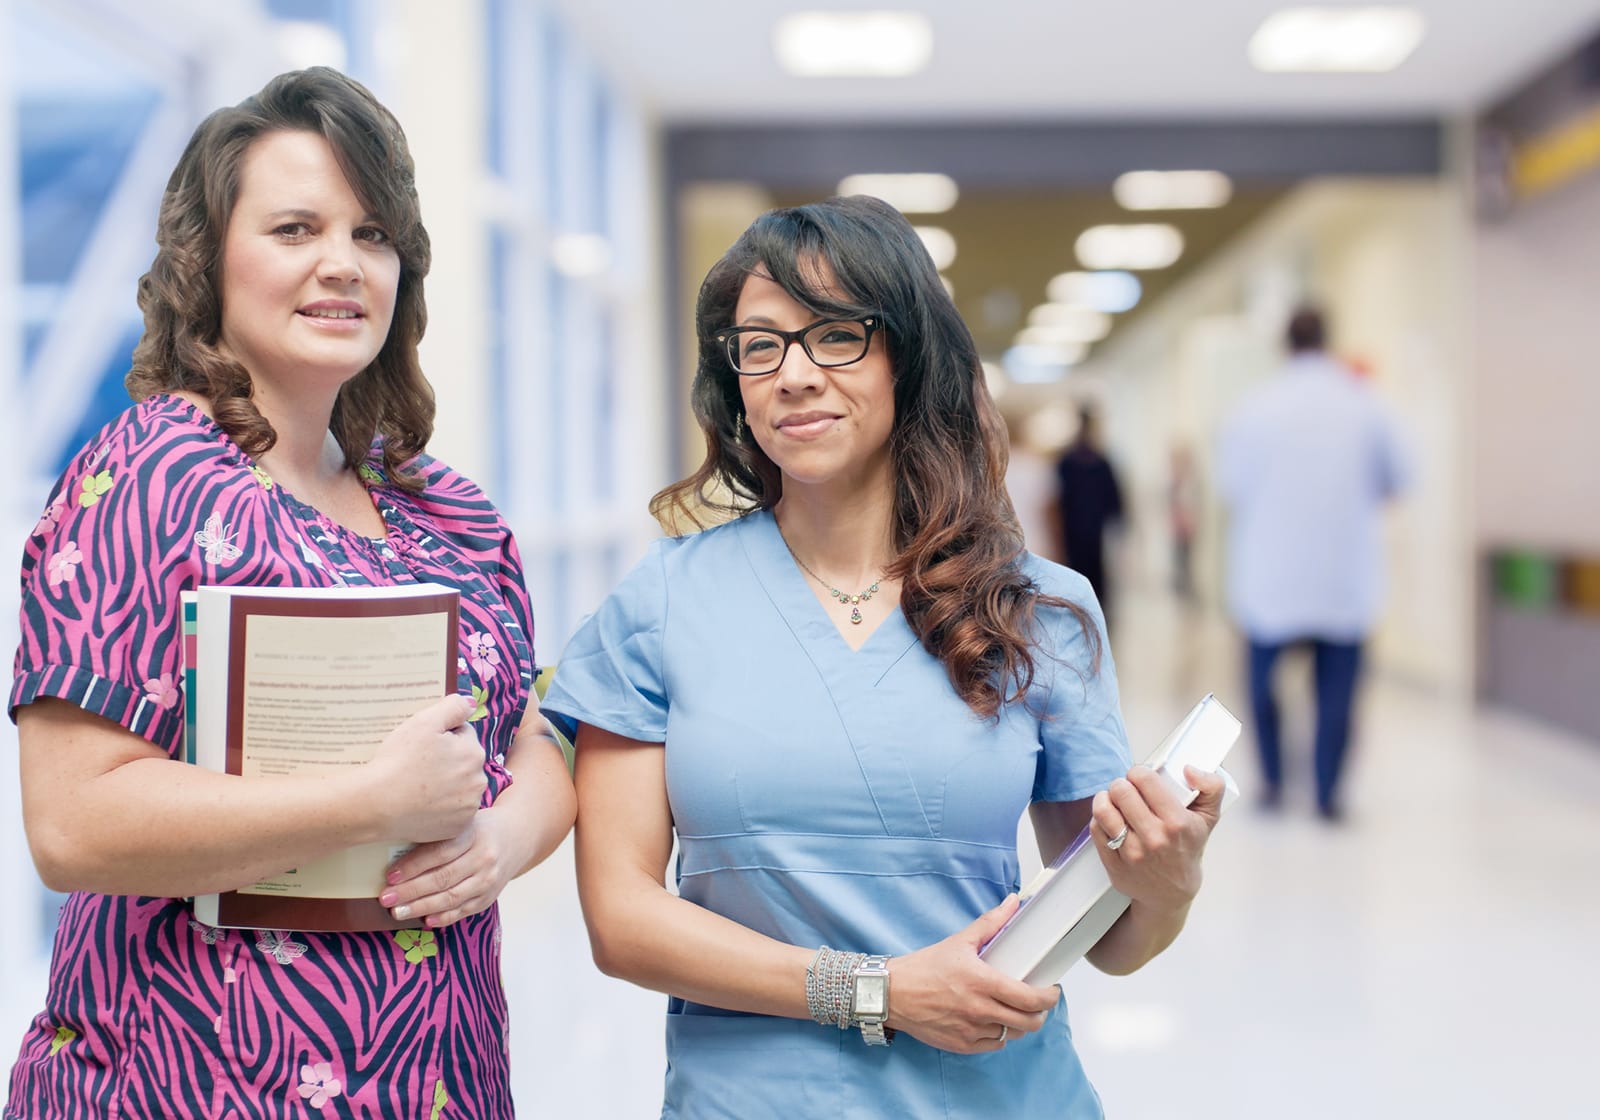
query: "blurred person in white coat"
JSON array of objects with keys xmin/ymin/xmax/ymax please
[{"xmin": 1217, "ymin": 307, "xmax": 1409, "ymax": 821}]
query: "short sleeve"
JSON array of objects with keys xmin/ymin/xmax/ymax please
[
  {"xmin": 1031, "ymin": 578, "xmax": 1132, "ymax": 803},
  {"xmin": 11, "ymin": 420, "xmax": 190, "ymax": 751},
  {"xmin": 541, "ymin": 540, "xmax": 669, "ymax": 745}
]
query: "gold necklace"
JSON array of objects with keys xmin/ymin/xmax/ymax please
[{"xmin": 780, "ymin": 536, "xmax": 883, "ymax": 626}]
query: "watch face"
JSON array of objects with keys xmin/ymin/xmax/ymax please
[{"xmin": 855, "ymin": 976, "xmax": 887, "ymax": 1017}]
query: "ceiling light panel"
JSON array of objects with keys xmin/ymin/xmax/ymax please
[
  {"xmin": 1249, "ymin": 7, "xmax": 1425, "ymax": 73},
  {"xmin": 1015, "ymin": 329, "xmax": 1094, "ymax": 356},
  {"xmin": 837, "ymin": 173, "xmax": 959, "ymax": 213},
  {"xmin": 774, "ymin": 11, "xmax": 934, "ymax": 78},
  {"xmin": 1025, "ymin": 304, "xmax": 1112, "ymax": 341},
  {"xmin": 1113, "ymin": 170, "xmax": 1233, "ymax": 210},
  {"xmin": 1046, "ymin": 271, "xmax": 1143, "ymax": 313},
  {"xmin": 1075, "ymin": 224, "xmax": 1184, "ymax": 271}
]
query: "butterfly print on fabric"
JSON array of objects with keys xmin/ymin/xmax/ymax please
[
  {"xmin": 194, "ymin": 513, "xmax": 244, "ymax": 564},
  {"xmin": 256, "ymin": 930, "xmax": 308, "ymax": 965}
]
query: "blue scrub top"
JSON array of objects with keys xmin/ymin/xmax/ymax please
[{"xmin": 543, "ymin": 510, "xmax": 1131, "ymax": 1119}]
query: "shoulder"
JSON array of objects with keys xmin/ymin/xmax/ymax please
[
  {"xmin": 1019, "ymin": 551, "xmax": 1097, "ymax": 608},
  {"xmin": 40, "ymin": 396, "xmax": 246, "ymax": 522},
  {"xmin": 373, "ymin": 448, "xmax": 508, "ymax": 533},
  {"xmin": 653, "ymin": 511, "xmax": 758, "ymax": 570},
  {"xmin": 84, "ymin": 395, "xmax": 237, "ymax": 474}
]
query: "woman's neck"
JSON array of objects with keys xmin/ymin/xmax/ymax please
[
  {"xmin": 248, "ymin": 382, "xmax": 346, "ymax": 488},
  {"xmin": 774, "ymin": 483, "xmax": 896, "ymax": 587}
]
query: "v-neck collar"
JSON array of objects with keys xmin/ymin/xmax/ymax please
[{"xmin": 736, "ymin": 509, "xmax": 918, "ymax": 671}]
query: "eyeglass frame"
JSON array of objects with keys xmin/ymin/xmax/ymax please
[{"xmin": 714, "ymin": 316, "xmax": 881, "ymax": 377}]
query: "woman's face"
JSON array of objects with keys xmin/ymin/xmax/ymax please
[
  {"xmin": 217, "ymin": 129, "xmax": 400, "ymax": 398},
  {"xmin": 733, "ymin": 266, "xmax": 896, "ymax": 497}
]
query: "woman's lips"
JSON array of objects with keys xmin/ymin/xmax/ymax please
[{"xmin": 775, "ymin": 412, "xmax": 840, "ymax": 439}]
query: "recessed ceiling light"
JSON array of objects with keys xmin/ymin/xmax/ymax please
[
  {"xmin": 1046, "ymin": 271, "xmax": 1143, "ymax": 313},
  {"xmin": 774, "ymin": 11, "xmax": 933, "ymax": 78},
  {"xmin": 914, "ymin": 226, "xmax": 957, "ymax": 270},
  {"xmin": 1025, "ymin": 304, "xmax": 1112, "ymax": 342},
  {"xmin": 837, "ymin": 172, "xmax": 959, "ymax": 213},
  {"xmin": 1249, "ymin": 7, "xmax": 1424, "ymax": 73},
  {"xmin": 1075, "ymin": 224, "xmax": 1184, "ymax": 271},
  {"xmin": 1012, "ymin": 333, "xmax": 1090, "ymax": 362},
  {"xmin": 1003, "ymin": 343, "xmax": 1083, "ymax": 384},
  {"xmin": 1113, "ymin": 170, "xmax": 1233, "ymax": 210}
]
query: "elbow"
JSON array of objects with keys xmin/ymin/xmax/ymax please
[
  {"xmin": 582, "ymin": 902, "xmax": 651, "ymax": 983},
  {"xmin": 27, "ymin": 819, "xmax": 92, "ymax": 894},
  {"xmin": 587, "ymin": 926, "xmax": 638, "ymax": 981}
]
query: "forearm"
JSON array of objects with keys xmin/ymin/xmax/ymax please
[
  {"xmin": 1086, "ymin": 897, "xmax": 1191, "ymax": 976},
  {"xmin": 581, "ymin": 865, "xmax": 814, "ymax": 1020},
  {"xmin": 491, "ymin": 728, "xmax": 576, "ymax": 878},
  {"xmin": 29, "ymin": 758, "xmax": 383, "ymax": 898}
]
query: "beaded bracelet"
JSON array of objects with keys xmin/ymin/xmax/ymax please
[{"xmin": 805, "ymin": 946, "xmax": 867, "ymax": 1028}]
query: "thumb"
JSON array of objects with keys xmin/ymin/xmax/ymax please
[
  {"xmin": 413, "ymin": 692, "xmax": 475, "ymax": 732},
  {"xmin": 962, "ymin": 893, "xmax": 1021, "ymax": 948},
  {"xmin": 1183, "ymin": 765, "xmax": 1227, "ymax": 822}
]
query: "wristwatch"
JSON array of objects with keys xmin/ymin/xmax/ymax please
[{"xmin": 850, "ymin": 955, "xmax": 892, "ymax": 1045}]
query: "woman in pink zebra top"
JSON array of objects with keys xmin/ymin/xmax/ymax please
[{"xmin": 7, "ymin": 68, "xmax": 574, "ymax": 1119}]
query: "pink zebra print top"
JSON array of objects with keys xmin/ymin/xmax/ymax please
[{"xmin": 8, "ymin": 394, "xmax": 532, "ymax": 1119}]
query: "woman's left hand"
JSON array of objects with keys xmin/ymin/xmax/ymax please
[
  {"xmin": 1090, "ymin": 764, "xmax": 1225, "ymax": 914},
  {"xmin": 380, "ymin": 806, "xmax": 521, "ymax": 928}
]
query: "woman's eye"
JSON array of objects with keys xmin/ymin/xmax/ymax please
[
  {"xmin": 356, "ymin": 226, "xmax": 391, "ymax": 244},
  {"xmin": 743, "ymin": 336, "xmax": 779, "ymax": 355},
  {"xmin": 273, "ymin": 223, "xmax": 310, "ymax": 238}
]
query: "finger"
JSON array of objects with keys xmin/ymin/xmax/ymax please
[
  {"xmin": 982, "ymin": 973, "xmax": 1063, "ymax": 1016},
  {"xmin": 385, "ymin": 833, "xmax": 472, "ymax": 889},
  {"xmin": 1091, "ymin": 790, "xmax": 1128, "ymax": 850},
  {"xmin": 1183, "ymin": 766, "xmax": 1228, "ymax": 817},
  {"xmin": 1106, "ymin": 770, "xmax": 1164, "ymax": 837},
  {"xmin": 1126, "ymin": 764, "xmax": 1189, "ymax": 817},
  {"xmin": 383, "ymin": 846, "xmax": 481, "ymax": 911},
  {"xmin": 389, "ymin": 875, "xmax": 484, "ymax": 924},
  {"xmin": 412, "ymin": 692, "xmax": 476, "ymax": 733},
  {"xmin": 961, "ymin": 893, "xmax": 1020, "ymax": 949}
]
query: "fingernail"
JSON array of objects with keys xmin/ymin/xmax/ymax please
[
  {"xmin": 386, "ymin": 869, "xmax": 403, "ymax": 885},
  {"xmin": 379, "ymin": 891, "xmax": 397, "ymax": 907},
  {"xmin": 392, "ymin": 904, "xmax": 411, "ymax": 920}
]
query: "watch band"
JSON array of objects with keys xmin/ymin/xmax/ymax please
[{"xmin": 850, "ymin": 954, "xmax": 892, "ymax": 1046}]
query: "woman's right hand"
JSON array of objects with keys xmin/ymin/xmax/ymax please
[
  {"xmin": 363, "ymin": 694, "xmax": 488, "ymax": 843},
  {"xmin": 886, "ymin": 895, "xmax": 1061, "ymax": 1054}
]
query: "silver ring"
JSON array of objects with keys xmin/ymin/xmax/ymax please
[
  {"xmin": 997, "ymin": 1025, "xmax": 1008, "ymax": 1043},
  {"xmin": 1105, "ymin": 825, "xmax": 1128, "ymax": 851}
]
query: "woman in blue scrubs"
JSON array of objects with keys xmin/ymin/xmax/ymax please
[{"xmin": 542, "ymin": 195, "xmax": 1225, "ymax": 1118}]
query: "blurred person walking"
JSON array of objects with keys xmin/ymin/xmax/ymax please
[
  {"xmin": 1054, "ymin": 406, "xmax": 1125, "ymax": 620},
  {"xmin": 1168, "ymin": 441, "xmax": 1200, "ymax": 602},
  {"xmin": 1217, "ymin": 307, "xmax": 1409, "ymax": 820}
]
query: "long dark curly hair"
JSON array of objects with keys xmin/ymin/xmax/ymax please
[
  {"xmin": 125, "ymin": 66, "xmax": 434, "ymax": 490},
  {"xmin": 652, "ymin": 195, "xmax": 1101, "ymax": 718}
]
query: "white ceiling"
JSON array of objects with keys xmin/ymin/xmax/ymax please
[{"xmin": 551, "ymin": 1, "xmax": 1600, "ymax": 122}]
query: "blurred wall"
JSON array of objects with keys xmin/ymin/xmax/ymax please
[{"xmin": 1473, "ymin": 171, "xmax": 1600, "ymax": 552}]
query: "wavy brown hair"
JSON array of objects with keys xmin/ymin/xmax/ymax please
[
  {"xmin": 126, "ymin": 67, "xmax": 434, "ymax": 490},
  {"xmin": 653, "ymin": 195, "xmax": 1101, "ymax": 717}
]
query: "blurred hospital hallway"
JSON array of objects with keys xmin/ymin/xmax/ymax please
[{"xmin": 7, "ymin": 2, "xmax": 1600, "ymax": 1117}]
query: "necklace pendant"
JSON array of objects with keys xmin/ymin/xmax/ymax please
[{"xmin": 850, "ymin": 605, "xmax": 863, "ymax": 625}]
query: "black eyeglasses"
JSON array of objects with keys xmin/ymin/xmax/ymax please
[{"xmin": 715, "ymin": 317, "xmax": 880, "ymax": 376}]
